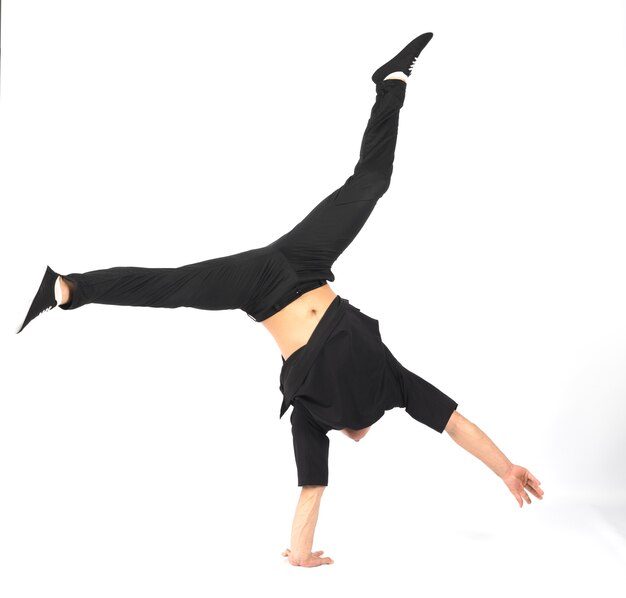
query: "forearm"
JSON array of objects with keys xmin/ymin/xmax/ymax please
[
  {"xmin": 290, "ymin": 485, "xmax": 325, "ymax": 559},
  {"xmin": 445, "ymin": 411, "xmax": 513, "ymax": 478}
]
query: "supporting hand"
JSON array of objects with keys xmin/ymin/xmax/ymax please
[
  {"xmin": 501, "ymin": 464, "xmax": 544, "ymax": 507},
  {"xmin": 282, "ymin": 548, "xmax": 334, "ymax": 567}
]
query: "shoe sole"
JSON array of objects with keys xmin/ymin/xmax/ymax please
[
  {"xmin": 16, "ymin": 265, "xmax": 59, "ymax": 334},
  {"xmin": 371, "ymin": 32, "xmax": 434, "ymax": 84}
]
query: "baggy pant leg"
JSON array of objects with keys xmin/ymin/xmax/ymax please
[
  {"xmin": 269, "ymin": 79, "xmax": 407, "ymax": 276},
  {"xmin": 57, "ymin": 246, "xmax": 289, "ymax": 315},
  {"xmin": 56, "ymin": 80, "xmax": 407, "ymax": 320}
]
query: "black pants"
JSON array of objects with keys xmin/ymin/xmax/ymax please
[{"xmin": 60, "ymin": 79, "xmax": 407, "ymax": 322}]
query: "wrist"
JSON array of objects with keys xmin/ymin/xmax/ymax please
[
  {"xmin": 497, "ymin": 461, "xmax": 514, "ymax": 479},
  {"xmin": 289, "ymin": 549, "xmax": 311, "ymax": 565}
]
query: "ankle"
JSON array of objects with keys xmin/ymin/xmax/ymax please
[
  {"xmin": 383, "ymin": 71, "xmax": 408, "ymax": 83},
  {"xmin": 56, "ymin": 276, "xmax": 72, "ymax": 305}
]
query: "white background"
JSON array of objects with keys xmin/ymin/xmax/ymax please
[{"xmin": 1, "ymin": 0, "xmax": 626, "ymax": 596}]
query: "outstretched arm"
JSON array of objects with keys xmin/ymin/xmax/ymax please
[
  {"xmin": 444, "ymin": 411, "xmax": 544, "ymax": 507},
  {"xmin": 282, "ymin": 485, "xmax": 334, "ymax": 567}
]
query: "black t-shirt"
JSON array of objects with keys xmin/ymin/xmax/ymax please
[{"xmin": 279, "ymin": 296, "xmax": 458, "ymax": 486}]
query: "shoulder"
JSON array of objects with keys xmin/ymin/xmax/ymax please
[{"xmin": 290, "ymin": 401, "xmax": 330, "ymax": 434}]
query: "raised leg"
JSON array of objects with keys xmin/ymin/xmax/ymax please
[
  {"xmin": 58, "ymin": 81, "xmax": 408, "ymax": 319},
  {"xmin": 57, "ymin": 245, "xmax": 292, "ymax": 317},
  {"xmin": 18, "ymin": 39, "xmax": 427, "ymax": 333},
  {"xmin": 269, "ymin": 79, "xmax": 407, "ymax": 280}
]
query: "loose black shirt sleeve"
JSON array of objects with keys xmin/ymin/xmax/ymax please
[{"xmin": 290, "ymin": 401, "xmax": 331, "ymax": 486}]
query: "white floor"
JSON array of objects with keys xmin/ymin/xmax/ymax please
[
  {"xmin": 274, "ymin": 500, "xmax": 626, "ymax": 598},
  {"xmin": 0, "ymin": 496, "xmax": 624, "ymax": 597}
]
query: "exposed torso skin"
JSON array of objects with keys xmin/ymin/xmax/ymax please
[
  {"xmin": 261, "ymin": 283, "xmax": 338, "ymax": 362},
  {"xmin": 261, "ymin": 283, "xmax": 369, "ymax": 441}
]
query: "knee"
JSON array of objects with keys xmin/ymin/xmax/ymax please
[
  {"xmin": 358, "ymin": 169, "xmax": 391, "ymax": 199},
  {"xmin": 336, "ymin": 170, "xmax": 391, "ymax": 205}
]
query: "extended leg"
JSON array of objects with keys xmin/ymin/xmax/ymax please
[
  {"xmin": 17, "ymin": 244, "xmax": 294, "ymax": 332},
  {"xmin": 17, "ymin": 34, "xmax": 434, "ymax": 333},
  {"xmin": 269, "ymin": 79, "xmax": 407, "ymax": 279},
  {"xmin": 57, "ymin": 247, "xmax": 283, "ymax": 312},
  {"xmin": 267, "ymin": 33, "xmax": 434, "ymax": 280}
]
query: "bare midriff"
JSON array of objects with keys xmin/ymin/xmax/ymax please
[
  {"xmin": 263, "ymin": 283, "xmax": 370, "ymax": 439},
  {"xmin": 261, "ymin": 283, "xmax": 338, "ymax": 361}
]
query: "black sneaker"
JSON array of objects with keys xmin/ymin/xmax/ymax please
[
  {"xmin": 17, "ymin": 265, "xmax": 60, "ymax": 333},
  {"xmin": 371, "ymin": 32, "xmax": 434, "ymax": 84}
]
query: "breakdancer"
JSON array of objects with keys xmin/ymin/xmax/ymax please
[{"xmin": 17, "ymin": 33, "xmax": 544, "ymax": 567}]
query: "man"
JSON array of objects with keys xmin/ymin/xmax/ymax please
[{"xmin": 18, "ymin": 33, "xmax": 544, "ymax": 567}]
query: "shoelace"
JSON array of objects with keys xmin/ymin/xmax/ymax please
[{"xmin": 37, "ymin": 305, "xmax": 54, "ymax": 317}]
